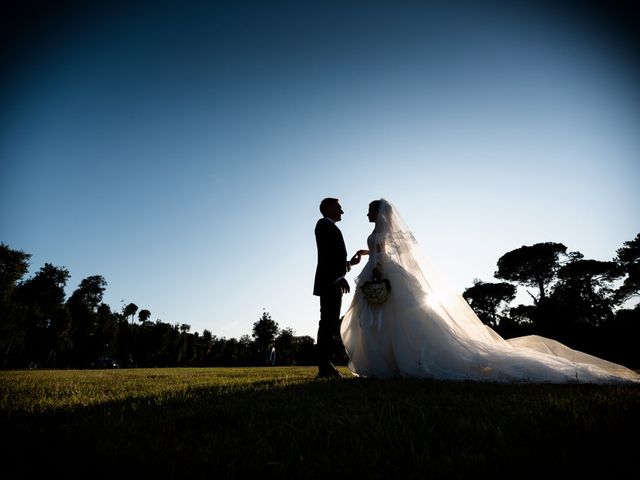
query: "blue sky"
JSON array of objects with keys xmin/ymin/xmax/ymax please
[{"xmin": 2, "ymin": 1, "xmax": 639, "ymax": 340}]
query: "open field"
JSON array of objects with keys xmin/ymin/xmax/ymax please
[{"xmin": 1, "ymin": 366, "xmax": 639, "ymax": 478}]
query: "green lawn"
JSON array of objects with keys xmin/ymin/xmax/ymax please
[{"xmin": 1, "ymin": 366, "xmax": 639, "ymax": 478}]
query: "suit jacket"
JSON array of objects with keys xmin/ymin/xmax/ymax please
[{"xmin": 313, "ymin": 218, "xmax": 348, "ymax": 296}]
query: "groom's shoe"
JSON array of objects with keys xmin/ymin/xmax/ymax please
[
  {"xmin": 317, "ymin": 363, "xmax": 342, "ymax": 378},
  {"xmin": 317, "ymin": 370, "xmax": 341, "ymax": 379},
  {"xmin": 328, "ymin": 362, "xmax": 342, "ymax": 376}
]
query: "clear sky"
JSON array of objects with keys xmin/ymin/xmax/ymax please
[{"xmin": 2, "ymin": 0, "xmax": 639, "ymax": 340}]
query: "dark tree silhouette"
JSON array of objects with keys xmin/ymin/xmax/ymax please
[
  {"xmin": 463, "ymin": 279, "xmax": 516, "ymax": 327},
  {"xmin": 93, "ymin": 303, "xmax": 119, "ymax": 364},
  {"xmin": 294, "ymin": 335, "xmax": 317, "ymax": 366},
  {"xmin": 15, "ymin": 263, "xmax": 71, "ymax": 367},
  {"xmin": 537, "ymin": 258, "xmax": 621, "ymax": 356},
  {"xmin": 551, "ymin": 259, "xmax": 618, "ymax": 328},
  {"xmin": 274, "ymin": 327, "xmax": 296, "ymax": 365},
  {"xmin": 252, "ymin": 310, "xmax": 279, "ymax": 364},
  {"xmin": 122, "ymin": 303, "xmax": 138, "ymax": 325},
  {"xmin": 494, "ymin": 242, "xmax": 574, "ymax": 302},
  {"xmin": 613, "ymin": 233, "xmax": 640, "ymax": 305},
  {"xmin": 0, "ymin": 244, "xmax": 32, "ymax": 367},
  {"xmin": 0, "ymin": 245, "xmax": 323, "ymax": 367},
  {"xmin": 16, "ymin": 263, "xmax": 70, "ymax": 309},
  {"xmin": 238, "ymin": 334, "xmax": 257, "ymax": 365},
  {"xmin": 138, "ymin": 309, "xmax": 151, "ymax": 324},
  {"xmin": 0, "ymin": 243, "xmax": 31, "ymax": 295},
  {"xmin": 501, "ymin": 303, "xmax": 537, "ymax": 338},
  {"xmin": 66, "ymin": 275, "xmax": 108, "ymax": 367},
  {"xmin": 68, "ymin": 276, "xmax": 107, "ymax": 312}
]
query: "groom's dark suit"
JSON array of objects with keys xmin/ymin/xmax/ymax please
[{"xmin": 314, "ymin": 217, "xmax": 349, "ymax": 373}]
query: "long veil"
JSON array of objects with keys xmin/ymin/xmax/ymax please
[
  {"xmin": 371, "ymin": 198, "xmax": 503, "ymax": 345},
  {"xmin": 342, "ymin": 198, "xmax": 640, "ymax": 383}
]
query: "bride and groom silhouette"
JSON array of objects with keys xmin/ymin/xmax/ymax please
[{"xmin": 313, "ymin": 197, "xmax": 640, "ymax": 383}]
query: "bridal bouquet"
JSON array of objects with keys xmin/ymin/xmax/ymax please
[{"xmin": 360, "ymin": 279, "xmax": 391, "ymax": 305}]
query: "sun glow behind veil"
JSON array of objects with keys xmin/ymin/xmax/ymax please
[{"xmin": 372, "ymin": 199, "xmax": 502, "ymax": 344}]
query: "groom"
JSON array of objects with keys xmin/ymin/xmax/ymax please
[{"xmin": 313, "ymin": 198, "xmax": 362, "ymax": 378}]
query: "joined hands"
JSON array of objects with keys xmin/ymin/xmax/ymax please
[
  {"xmin": 337, "ymin": 251, "xmax": 369, "ymax": 294},
  {"xmin": 350, "ymin": 249, "xmax": 369, "ymax": 266}
]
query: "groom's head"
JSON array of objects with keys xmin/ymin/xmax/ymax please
[{"xmin": 320, "ymin": 197, "xmax": 343, "ymax": 222}]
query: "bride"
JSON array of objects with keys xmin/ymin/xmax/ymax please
[{"xmin": 340, "ymin": 199, "xmax": 640, "ymax": 384}]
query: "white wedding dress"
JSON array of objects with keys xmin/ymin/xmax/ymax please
[{"xmin": 340, "ymin": 199, "xmax": 640, "ymax": 384}]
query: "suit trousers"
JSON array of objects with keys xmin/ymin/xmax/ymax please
[{"xmin": 317, "ymin": 289, "xmax": 342, "ymax": 369}]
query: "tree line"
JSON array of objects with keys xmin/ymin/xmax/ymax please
[
  {"xmin": 462, "ymin": 234, "xmax": 640, "ymax": 368},
  {"xmin": 1, "ymin": 233, "xmax": 638, "ymax": 369},
  {"xmin": 0, "ymin": 243, "xmax": 315, "ymax": 369}
]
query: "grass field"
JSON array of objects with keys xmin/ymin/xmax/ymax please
[{"xmin": 1, "ymin": 366, "xmax": 639, "ymax": 478}]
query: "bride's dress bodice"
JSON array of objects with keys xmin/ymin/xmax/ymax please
[{"xmin": 366, "ymin": 232, "xmax": 375, "ymax": 252}]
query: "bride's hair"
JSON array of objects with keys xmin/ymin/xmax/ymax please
[{"xmin": 369, "ymin": 200, "xmax": 381, "ymax": 220}]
